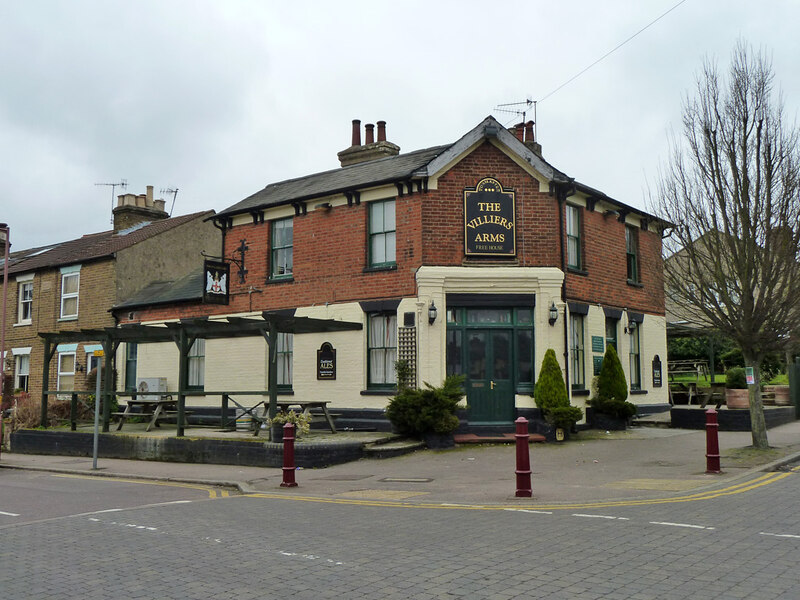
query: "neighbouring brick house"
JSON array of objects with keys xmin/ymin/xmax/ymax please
[
  {"xmin": 1, "ymin": 187, "xmax": 216, "ymax": 403},
  {"xmin": 115, "ymin": 116, "xmax": 669, "ymax": 431}
]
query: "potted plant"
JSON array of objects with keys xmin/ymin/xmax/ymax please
[
  {"xmin": 534, "ymin": 349, "xmax": 582, "ymax": 440},
  {"xmin": 724, "ymin": 367, "xmax": 749, "ymax": 409},
  {"xmin": 587, "ymin": 344, "xmax": 636, "ymax": 430},
  {"xmin": 386, "ymin": 375, "xmax": 465, "ymax": 449},
  {"xmin": 269, "ymin": 409, "xmax": 312, "ymax": 442}
]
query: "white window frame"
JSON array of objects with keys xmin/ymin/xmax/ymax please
[
  {"xmin": 58, "ymin": 352, "xmax": 76, "ymax": 392},
  {"xmin": 368, "ymin": 199, "xmax": 396, "ymax": 268},
  {"xmin": 566, "ymin": 204, "xmax": 582, "ymax": 270},
  {"xmin": 12, "ymin": 347, "xmax": 31, "ymax": 392},
  {"xmin": 16, "ymin": 274, "xmax": 33, "ymax": 325},
  {"xmin": 60, "ymin": 267, "xmax": 81, "ymax": 319}
]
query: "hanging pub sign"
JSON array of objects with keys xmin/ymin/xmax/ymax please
[
  {"xmin": 203, "ymin": 259, "xmax": 230, "ymax": 305},
  {"xmin": 464, "ymin": 177, "xmax": 516, "ymax": 257},
  {"xmin": 317, "ymin": 342, "xmax": 336, "ymax": 380}
]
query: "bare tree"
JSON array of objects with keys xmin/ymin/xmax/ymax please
[{"xmin": 653, "ymin": 41, "xmax": 800, "ymax": 449}]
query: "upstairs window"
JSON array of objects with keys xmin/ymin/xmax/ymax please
[
  {"xmin": 369, "ymin": 199, "xmax": 396, "ymax": 268},
  {"xmin": 566, "ymin": 204, "xmax": 582, "ymax": 270},
  {"xmin": 18, "ymin": 280, "xmax": 33, "ymax": 324},
  {"xmin": 270, "ymin": 218, "xmax": 293, "ymax": 279},
  {"xmin": 60, "ymin": 272, "xmax": 80, "ymax": 319},
  {"xmin": 626, "ymin": 225, "xmax": 639, "ymax": 283}
]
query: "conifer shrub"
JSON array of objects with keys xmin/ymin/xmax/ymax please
[
  {"xmin": 590, "ymin": 344, "xmax": 636, "ymax": 419},
  {"xmin": 386, "ymin": 375, "xmax": 465, "ymax": 437},
  {"xmin": 534, "ymin": 349, "xmax": 582, "ymax": 430}
]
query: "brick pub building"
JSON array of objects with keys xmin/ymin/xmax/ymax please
[{"xmin": 118, "ymin": 116, "xmax": 668, "ymax": 432}]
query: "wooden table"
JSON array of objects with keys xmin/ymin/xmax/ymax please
[
  {"xmin": 276, "ymin": 400, "xmax": 337, "ymax": 433},
  {"xmin": 113, "ymin": 396, "xmax": 179, "ymax": 432}
]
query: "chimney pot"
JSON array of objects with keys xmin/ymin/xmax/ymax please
[
  {"xmin": 514, "ymin": 123, "xmax": 525, "ymax": 142},
  {"xmin": 365, "ymin": 123, "xmax": 375, "ymax": 145},
  {"xmin": 377, "ymin": 120, "xmax": 387, "ymax": 142},
  {"xmin": 525, "ymin": 121, "xmax": 534, "ymax": 142},
  {"xmin": 351, "ymin": 119, "xmax": 361, "ymax": 146}
]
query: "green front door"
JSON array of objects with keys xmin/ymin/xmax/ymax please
[{"xmin": 466, "ymin": 329, "xmax": 515, "ymax": 423}]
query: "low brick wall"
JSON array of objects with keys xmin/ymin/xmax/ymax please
[
  {"xmin": 9, "ymin": 429, "xmax": 364, "ymax": 468},
  {"xmin": 670, "ymin": 406, "xmax": 796, "ymax": 431}
]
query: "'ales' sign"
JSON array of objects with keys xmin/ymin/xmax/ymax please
[{"xmin": 464, "ymin": 177, "xmax": 516, "ymax": 257}]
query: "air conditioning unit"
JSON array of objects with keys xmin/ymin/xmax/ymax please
[{"xmin": 136, "ymin": 377, "xmax": 167, "ymax": 401}]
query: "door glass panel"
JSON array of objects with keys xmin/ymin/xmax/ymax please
[
  {"xmin": 467, "ymin": 309, "xmax": 511, "ymax": 324},
  {"xmin": 492, "ymin": 331, "xmax": 511, "ymax": 380},
  {"xmin": 446, "ymin": 330, "xmax": 463, "ymax": 376},
  {"xmin": 467, "ymin": 332, "xmax": 487, "ymax": 379}
]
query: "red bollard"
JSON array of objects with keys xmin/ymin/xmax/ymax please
[
  {"xmin": 280, "ymin": 422, "xmax": 298, "ymax": 487},
  {"xmin": 705, "ymin": 407, "xmax": 721, "ymax": 474},
  {"xmin": 515, "ymin": 416, "xmax": 532, "ymax": 497}
]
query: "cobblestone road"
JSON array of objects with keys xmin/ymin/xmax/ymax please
[{"xmin": 1, "ymin": 467, "xmax": 799, "ymax": 599}]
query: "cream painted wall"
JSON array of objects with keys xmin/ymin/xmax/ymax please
[
  {"xmin": 416, "ymin": 265, "xmax": 565, "ymax": 411},
  {"xmin": 571, "ymin": 306, "xmax": 669, "ymax": 413}
]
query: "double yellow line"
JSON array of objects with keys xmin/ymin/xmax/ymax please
[{"xmin": 241, "ymin": 466, "xmax": 798, "ymax": 511}]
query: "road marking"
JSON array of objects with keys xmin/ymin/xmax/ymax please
[
  {"xmin": 240, "ymin": 470, "xmax": 795, "ymax": 512},
  {"xmin": 650, "ymin": 521, "xmax": 715, "ymax": 530},
  {"xmin": 573, "ymin": 513, "xmax": 630, "ymax": 520},
  {"xmin": 0, "ymin": 510, "xmax": 21, "ymax": 517},
  {"xmin": 760, "ymin": 532, "xmax": 800, "ymax": 539},
  {"xmin": 88, "ymin": 517, "xmax": 159, "ymax": 532},
  {"xmin": 504, "ymin": 508, "xmax": 553, "ymax": 515},
  {"xmin": 52, "ymin": 473, "xmax": 229, "ymax": 498}
]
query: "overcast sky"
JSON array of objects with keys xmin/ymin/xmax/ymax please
[{"xmin": 2, "ymin": 0, "xmax": 799, "ymax": 251}]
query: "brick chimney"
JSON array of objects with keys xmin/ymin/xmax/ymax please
[
  {"xmin": 113, "ymin": 185, "xmax": 169, "ymax": 232},
  {"xmin": 508, "ymin": 120, "xmax": 543, "ymax": 158},
  {"xmin": 338, "ymin": 119, "xmax": 401, "ymax": 167}
]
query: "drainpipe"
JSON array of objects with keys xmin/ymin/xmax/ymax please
[
  {"xmin": 553, "ymin": 182, "xmax": 575, "ymax": 390},
  {"xmin": 0, "ymin": 224, "xmax": 8, "ymax": 459}
]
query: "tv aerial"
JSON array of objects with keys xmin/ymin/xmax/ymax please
[
  {"xmin": 494, "ymin": 98, "xmax": 537, "ymax": 141},
  {"xmin": 95, "ymin": 179, "xmax": 127, "ymax": 224},
  {"xmin": 160, "ymin": 187, "xmax": 179, "ymax": 215}
]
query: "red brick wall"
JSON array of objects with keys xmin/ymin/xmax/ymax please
[
  {"xmin": 127, "ymin": 141, "xmax": 664, "ymax": 322},
  {"xmin": 565, "ymin": 208, "xmax": 664, "ymax": 315}
]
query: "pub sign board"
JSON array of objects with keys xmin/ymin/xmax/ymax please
[
  {"xmin": 317, "ymin": 342, "xmax": 336, "ymax": 380},
  {"xmin": 464, "ymin": 177, "xmax": 516, "ymax": 257},
  {"xmin": 203, "ymin": 260, "xmax": 230, "ymax": 305}
]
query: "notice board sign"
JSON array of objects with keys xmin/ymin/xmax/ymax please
[
  {"xmin": 464, "ymin": 177, "xmax": 516, "ymax": 257},
  {"xmin": 317, "ymin": 342, "xmax": 336, "ymax": 380},
  {"xmin": 652, "ymin": 355, "xmax": 663, "ymax": 388}
]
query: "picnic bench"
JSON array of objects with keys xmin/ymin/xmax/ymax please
[
  {"xmin": 112, "ymin": 395, "xmax": 193, "ymax": 432},
  {"xmin": 219, "ymin": 395, "xmax": 338, "ymax": 436}
]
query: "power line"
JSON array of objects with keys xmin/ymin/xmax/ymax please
[{"xmin": 539, "ymin": 0, "xmax": 690, "ymax": 103}]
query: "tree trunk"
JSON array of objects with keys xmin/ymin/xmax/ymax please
[{"xmin": 745, "ymin": 358, "xmax": 769, "ymax": 449}]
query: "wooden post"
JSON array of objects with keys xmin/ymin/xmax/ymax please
[{"xmin": 177, "ymin": 329, "xmax": 189, "ymax": 437}]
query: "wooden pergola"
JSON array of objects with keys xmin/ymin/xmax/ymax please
[{"xmin": 38, "ymin": 312, "xmax": 362, "ymax": 435}]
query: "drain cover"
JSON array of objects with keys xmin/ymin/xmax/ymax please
[{"xmin": 378, "ymin": 477, "xmax": 433, "ymax": 483}]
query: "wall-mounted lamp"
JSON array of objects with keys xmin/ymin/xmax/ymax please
[
  {"xmin": 627, "ymin": 319, "xmax": 638, "ymax": 334},
  {"xmin": 428, "ymin": 300, "xmax": 438, "ymax": 325},
  {"xmin": 548, "ymin": 301, "xmax": 558, "ymax": 326},
  {"xmin": 75, "ymin": 362, "xmax": 85, "ymax": 373}
]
